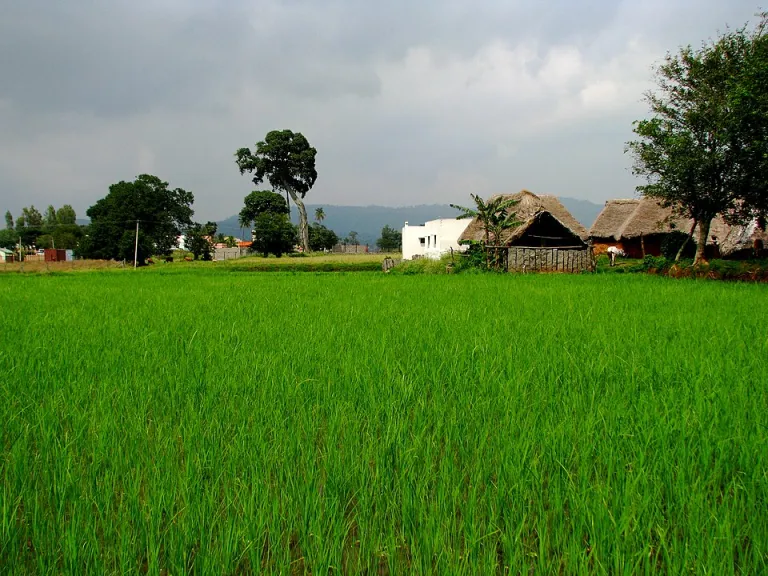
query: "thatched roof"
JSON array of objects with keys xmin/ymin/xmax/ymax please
[
  {"xmin": 588, "ymin": 199, "xmax": 639, "ymax": 240},
  {"xmin": 589, "ymin": 196, "xmax": 767, "ymax": 255},
  {"xmin": 712, "ymin": 218, "xmax": 768, "ymax": 256},
  {"xmin": 589, "ymin": 197, "xmax": 689, "ymax": 240},
  {"xmin": 457, "ymin": 190, "xmax": 589, "ymax": 245}
]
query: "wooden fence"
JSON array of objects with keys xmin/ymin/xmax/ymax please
[{"xmin": 487, "ymin": 245, "xmax": 595, "ymax": 273}]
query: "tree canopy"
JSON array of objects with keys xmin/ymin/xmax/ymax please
[
  {"xmin": 81, "ymin": 174, "xmax": 194, "ymax": 264},
  {"xmin": 5, "ymin": 211, "xmax": 13, "ymax": 230},
  {"xmin": 235, "ymin": 130, "xmax": 317, "ymax": 252},
  {"xmin": 238, "ymin": 191, "xmax": 289, "ymax": 230},
  {"xmin": 309, "ymin": 223, "xmax": 338, "ymax": 251},
  {"xmin": 626, "ymin": 13, "xmax": 768, "ymax": 264},
  {"xmin": 251, "ymin": 212, "xmax": 297, "ymax": 257},
  {"xmin": 185, "ymin": 221, "xmax": 217, "ymax": 261},
  {"xmin": 56, "ymin": 205, "xmax": 77, "ymax": 225},
  {"xmin": 376, "ymin": 225, "xmax": 402, "ymax": 252}
]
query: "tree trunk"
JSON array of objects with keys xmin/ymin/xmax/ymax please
[
  {"xmin": 694, "ymin": 217, "xmax": 711, "ymax": 266},
  {"xmin": 675, "ymin": 219, "xmax": 697, "ymax": 262},
  {"xmin": 287, "ymin": 189, "xmax": 309, "ymax": 252}
]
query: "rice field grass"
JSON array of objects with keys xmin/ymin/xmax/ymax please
[{"xmin": 1, "ymin": 271, "xmax": 767, "ymax": 574}]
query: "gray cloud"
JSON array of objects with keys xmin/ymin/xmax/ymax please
[{"xmin": 0, "ymin": 0, "xmax": 761, "ymax": 221}]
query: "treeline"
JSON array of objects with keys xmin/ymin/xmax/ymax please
[{"xmin": 1, "ymin": 205, "xmax": 81, "ymax": 252}]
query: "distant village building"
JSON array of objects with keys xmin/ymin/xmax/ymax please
[
  {"xmin": 458, "ymin": 190, "xmax": 589, "ymax": 248},
  {"xmin": 457, "ymin": 190, "xmax": 593, "ymax": 273},
  {"xmin": 589, "ymin": 197, "xmax": 767, "ymax": 259},
  {"xmin": 402, "ymin": 218, "xmax": 470, "ymax": 260},
  {"xmin": 0, "ymin": 247, "xmax": 15, "ymax": 263}
]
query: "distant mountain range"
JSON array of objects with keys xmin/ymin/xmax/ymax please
[{"xmin": 215, "ymin": 198, "xmax": 604, "ymax": 246}]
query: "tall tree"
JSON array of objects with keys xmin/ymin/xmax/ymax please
[
  {"xmin": 314, "ymin": 207, "xmax": 325, "ymax": 223},
  {"xmin": 44, "ymin": 205, "xmax": 57, "ymax": 227},
  {"xmin": 4, "ymin": 210, "xmax": 13, "ymax": 230},
  {"xmin": 236, "ymin": 130, "xmax": 318, "ymax": 252},
  {"xmin": 626, "ymin": 14, "xmax": 768, "ymax": 264},
  {"xmin": 83, "ymin": 174, "xmax": 194, "ymax": 264},
  {"xmin": 727, "ymin": 14, "xmax": 768, "ymax": 223},
  {"xmin": 348, "ymin": 231, "xmax": 359, "ymax": 246},
  {"xmin": 56, "ymin": 205, "xmax": 77, "ymax": 225},
  {"xmin": 238, "ymin": 191, "xmax": 289, "ymax": 231}
]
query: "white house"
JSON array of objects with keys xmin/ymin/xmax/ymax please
[
  {"xmin": 0, "ymin": 247, "xmax": 15, "ymax": 262},
  {"xmin": 401, "ymin": 218, "xmax": 471, "ymax": 260}
]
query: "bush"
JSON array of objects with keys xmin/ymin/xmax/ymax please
[
  {"xmin": 661, "ymin": 231, "xmax": 696, "ymax": 260},
  {"xmin": 640, "ymin": 255, "xmax": 671, "ymax": 272},
  {"xmin": 454, "ymin": 243, "xmax": 485, "ymax": 272},
  {"xmin": 390, "ymin": 253, "xmax": 457, "ymax": 275}
]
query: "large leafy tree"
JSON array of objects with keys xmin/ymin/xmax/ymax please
[
  {"xmin": 238, "ymin": 191, "xmax": 289, "ymax": 230},
  {"xmin": 309, "ymin": 223, "xmax": 338, "ymax": 251},
  {"xmin": 4, "ymin": 211, "xmax": 13, "ymax": 230},
  {"xmin": 82, "ymin": 174, "xmax": 194, "ymax": 264},
  {"xmin": 728, "ymin": 14, "xmax": 768, "ymax": 223},
  {"xmin": 626, "ymin": 14, "xmax": 768, "ymax": 265},
  {"xmin": 235, "ymin": 130, "xmax": 318, "ymax": 253},
  {"xmin": 376, "ymin": 225, "xmax": 402, "ymax": 252}
]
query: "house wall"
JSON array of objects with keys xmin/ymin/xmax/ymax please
[
  {"xmin": 213, "ymin": 247, "xmax": 249, "ymax": 260},
  {"xmin": 402, "ymin": 218, "xmax": 470, "ymax": 260}
]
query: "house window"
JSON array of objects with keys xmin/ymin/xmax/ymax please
[{"xmin": 419, "ymin": 237, "xmax": 425, "ymax": 247}]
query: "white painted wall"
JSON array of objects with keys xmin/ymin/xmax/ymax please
[{"xmin": 401, "ymin": 218, "xmax": 470, "ymax": 260}]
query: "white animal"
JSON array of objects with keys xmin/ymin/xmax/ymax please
[{"xmin": 606, "ymin": 246, "xmax": 625, "ymax": 266}]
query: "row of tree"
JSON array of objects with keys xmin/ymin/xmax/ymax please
[
  {"xmin": 2, "ymin": 127, "xmax": 400, "ymax": 261},
  {"xmin": 0, "ymin": 204, "xmax": 81, "ymax": 251}
]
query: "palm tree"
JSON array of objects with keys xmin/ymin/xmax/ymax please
[
  {"xmin": 451, "ymin": 194, "xmax": 520, "ymax": 267},
  {"xmin": 314, "ymin": 207, "xmax": 325, "ymax": 224},
  {"xmin": 451, "ymin": 195, "xmax": 520, "ymax": 245}
]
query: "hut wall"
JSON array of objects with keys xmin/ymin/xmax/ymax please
[
  {"xmin": 513, "ymin": 212, "xmax": 585, "ymax": 248},
  {"xmin": 506, "ymin": 246, "xmax": 594, "ymax": 273},
  {"xmin": 591, "ymin": 240, "xmax": 624, "ymax": 256},
  {"xmin": 622, "ymin": 236, "xmax": 664, "ymax": 259}
]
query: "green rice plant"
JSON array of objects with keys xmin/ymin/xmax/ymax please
[{"xmin": 0, "ymin": 272, "xmax": 766, "ymax": 574}]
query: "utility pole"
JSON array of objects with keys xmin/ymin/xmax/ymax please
[{"xmin": 134, "ymin": 220, "xmax": 139, "ymax": 268}]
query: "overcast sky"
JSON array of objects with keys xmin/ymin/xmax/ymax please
[{"xmin": 0, "ymin": 0, "xmax": 761, "ymax": 221}]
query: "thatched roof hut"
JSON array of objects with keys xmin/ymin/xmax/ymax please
[
  {"xmin": 589, "ymin": 197, "xmax": 767, "ymax": 258},
  {"xmin": 458, "ymin": 190, "xmax": 589, "ymax": 247}
]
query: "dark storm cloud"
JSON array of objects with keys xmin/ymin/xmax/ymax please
[{"xmin": 0, "ymin": 0, "xmax": 762, "ymax": 220}]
